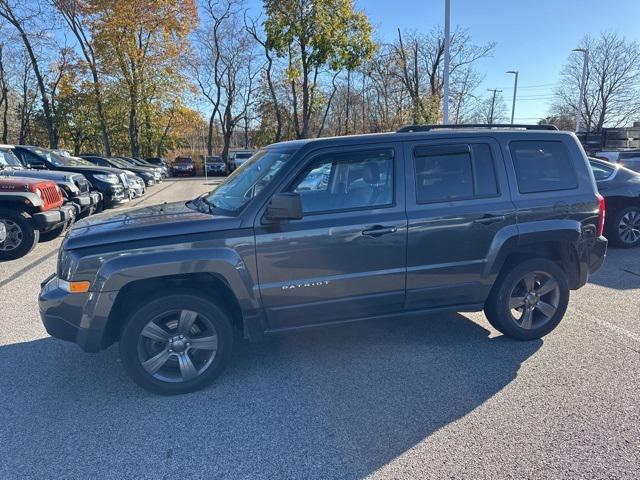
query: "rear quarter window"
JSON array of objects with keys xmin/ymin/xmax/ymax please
[{"xmin": 509, "ymin": 140, "xmax": 578, "ymax": 193}]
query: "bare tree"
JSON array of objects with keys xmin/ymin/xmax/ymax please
[
  {"xmin": 0, "ymin": 0, "xmax": 58, "ymax": 147},
  {"xmin": 197, "ymin": 0, "xmax": 258, "ymax": 161},
  {"xmin": 245, "ymin": 14, "xmax": 282, "ymax": 143},
  {"xmin": 394, "ymin": 27, "xmax": 495, "ymax": 124},
  {"xmin": 554, "ymin": 31, "xmax": 640, "ymax": 131}
]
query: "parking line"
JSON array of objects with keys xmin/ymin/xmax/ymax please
[{"xmin": 572, "ymin": 308, "xmax": 640, "ymax": 344}]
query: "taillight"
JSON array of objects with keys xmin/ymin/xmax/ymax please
[{"xmin": 596, "ymin": 193, "xmax": 605, "ymax": 237}]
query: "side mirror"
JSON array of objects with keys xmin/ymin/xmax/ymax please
[
  {"xmin": 30, "ymin": 162, "xmax": 46, "ymax": 169},
  {"xmin": 265, "ymin": 193, "xmax": 303, "ymax": 221}
]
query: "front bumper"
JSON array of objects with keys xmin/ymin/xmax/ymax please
[
  {"xmin": 39, "ymin": 273, "xmax": 113, "ymax": 352},
  {"xmin": 103, "ymin": 185, "xmax": 129, "ymax": 206},
  {"xmin": 32, "ymin": 204, "xmax": 76, "ymax": 231}
]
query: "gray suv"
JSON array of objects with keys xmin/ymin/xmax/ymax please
[{"xmin": 39, "ymin": 125, "xmax": 607, "ymax": 394}]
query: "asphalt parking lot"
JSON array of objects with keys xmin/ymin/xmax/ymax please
[{"xmin": 0, "ymin": 177, "xmax": 638, "ymax": 479}]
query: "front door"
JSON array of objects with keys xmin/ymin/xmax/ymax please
[
  {"xmin": 254, "ymin": 144, "xmax": 407, "ymax": 331},
  {"xmin": 403, "ymin": 137, "xmax": 517, "ymax": 309}
]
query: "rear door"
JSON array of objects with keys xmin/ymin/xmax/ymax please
[
  {"xmin": 254, "ymin": 143, "xmax": 408, "ymax": 330},
  {"xmin": 403, "ymin": 137, "xmax": 516, "ymax": 309}
]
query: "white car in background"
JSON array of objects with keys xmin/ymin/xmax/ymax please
[{"xmin": 229, "ymin": 150, "xmax": 254, "ymax": 171}]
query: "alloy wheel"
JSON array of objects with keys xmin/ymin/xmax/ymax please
[
  {"xmin": 137, "ymin": 309, "xmax": 219, "ymax": 383},
  {"xmin": 618, "ymin": 209, "xmax": 640, "ymax": 245},
  {"xmin": 0, "ymin": 220, "xmax": 23, "ymax": 252},
  {"xmin": 508, "ymin": 271, "xmax": 560, "ymax": 330}
]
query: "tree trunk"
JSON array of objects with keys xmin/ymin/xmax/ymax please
[
  {"xmin": 16, "ymin": 29, "xmax": 58, "ymax": 148},
  {"xmin": 0, "ymin": 45, "xmax": 8, "ymax": 143},
  {"xmin": 345, "ymin": 69, "xmax": 351, "ymax": 135},
  {"xmin": 207, "ymin": 111, "xmax": 215, "ymax": 156},
  {"xmin": 89, "ymin": 64, "xmax": 111, "ymax": 155}
]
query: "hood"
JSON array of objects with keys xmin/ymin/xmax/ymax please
[
  {"xmin": 0, "ymin": 175, "xmax": 56, "ymax": 189},
  {"xmin": 54, "ymin": 164, "xmax": 126, "ymax": 176},
  {"xmin": 1, "ymin": 167, "xmax": 79, "ymax": 183},
  {"xmin": 64, "ymin": 200, "xmax": 241, "ymax": 250},
  {"xmin": 119, "ymin": 165, "xmax": 156, "ymax": 175}
]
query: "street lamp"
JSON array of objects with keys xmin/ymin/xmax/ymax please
[
  {"xmin": 506, "ymin": 70, "xmax": 519, "ymax": 125},
  {"xmin": 442, "ymin": 0, "xmax": 451, "ymax": 124},
  {"xmin": 573, "ymin": 48, "xmax": 589, "ymax": 132}
]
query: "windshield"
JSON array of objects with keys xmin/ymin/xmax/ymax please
[
  {"xmin": 204, "ymin": 148, "xmax": 297, "ymax": 212},
  {"xmin": 0, "ymin": 149, "xmax": 23, "ymax": 167},
  {"xmin": 26, "ymin": 147, "xmax": 94, "ymax": 167},
  {"xmin": 108, "ymin": 157, "xmax": 134, "ymax": 169}
]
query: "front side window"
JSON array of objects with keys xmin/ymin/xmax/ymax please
[
  {"xmin": 289, "ymin": 149, "xmax": 394, "ymax": 214},
  {"xmin": 510, "ymin": 141, "xmax": 578, "ymax": 193},
  {"xmin": 205, "ymin": 148, "xmax": 297, "ymax": 212}
]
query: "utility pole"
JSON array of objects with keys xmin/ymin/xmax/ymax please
[
  {"xmin": 573, "ymin": 48, "xmax": 589, "ymax": 132},
  {"xmin": 506, "ymin": 70, "xmax": 519, "ymax": 124},
  {"xmin": 442, "ymin": 0, "xmax": 451, "ymax": 124},
  {"xmin": 487, "ymin": 89, "xmax": 502, "ymax": 124}
]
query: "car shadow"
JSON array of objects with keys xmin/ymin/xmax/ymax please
[
  {"xmin": 585, "ymin": 247, "xmax": 640, "ymax": 290},
  {"xmin": 0, "ymin": 313, "xmax": 541, "ymax": 479}
]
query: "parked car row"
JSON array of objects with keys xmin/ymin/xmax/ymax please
[
  {"xmin": 168, "ymin": 150, "xmax": 257, "ymax": 177},
  {"xmin": 0, "ymin": 145, "xmax": 163, "ymax": 261}
]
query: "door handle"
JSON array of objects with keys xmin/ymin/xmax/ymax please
[
  {"xmin": 362, "ymin": 225, "xmax": 398, "ymax": 237},
  {"xmin": 473, "ymin": 214, "xmax": 506, "ymax": 225}
]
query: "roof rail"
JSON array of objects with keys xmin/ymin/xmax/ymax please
[{"xmin": 396, "ymin": 124, "xmax": 559, "ymax": 133}]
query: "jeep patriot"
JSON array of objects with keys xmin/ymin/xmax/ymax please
[{"xmin": 39, "ymin": 125, "xmax": 607, "ymax": 394}]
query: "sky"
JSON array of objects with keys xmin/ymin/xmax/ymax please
[
  {"xmin": 361, "ymin": 0, "xmax": 640, "ymax": 122},
  {"xmin": 247, "ymin": 0, "xmax": 640, "ymax": 123}
]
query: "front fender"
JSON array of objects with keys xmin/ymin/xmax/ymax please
[
  {"xmin": 76, "ymin": 247, "xmax": 261, "ymax": 349},
  {"xmin": 95, "ymin": 247, "xmax": 258, "ymax": 312}
]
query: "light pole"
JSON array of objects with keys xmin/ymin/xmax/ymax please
[
  {"xmin": 506, "ymin": 70, "xmax": 519, "ymax": 124},
  {"xmin": 573, "ymin": 48, "xmax": 589, "ymax": 132},
  {"xmin": 442, "ymin": 0, "xmax": 451, "ymax": 124}
]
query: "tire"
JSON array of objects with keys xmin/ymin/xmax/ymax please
[
  {"xmin": 608, "ymin": 206, "xmax": 640, "ymax": 248},
  {"xmin": 119, "ymin": 293, "xmax": 234, "ymax": 395},
  {"xmin": 0, "ymin": 208, "xmax": 39, "ymax": 261},
  {"xmin": 484, "ymin": 258, "xmax": 570, "ymax": 340},
  {"xmin": 38, "ymin": 222, "xmax": 70, "ymax": 242}
]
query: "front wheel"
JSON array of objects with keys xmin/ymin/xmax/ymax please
[
  {"xmin": 119, "ymin": 293, "xmax": 234, "ymax": 394},
  {"xmin": 484, "ymin": 258, "xmax": 569, "ymax": 340},
  {"xmin": 0, "ymin": 208, "xmax": 39, "ymax": 260}
]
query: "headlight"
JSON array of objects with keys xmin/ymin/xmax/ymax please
[
  {"xmin": 34, "ymin": 188, "xmax": 43, "ymax": 198},
  {"xmin": 93, "ymin": 173, "xmax": 119, "ymax": 184}
]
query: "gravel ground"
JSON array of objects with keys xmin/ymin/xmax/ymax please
[{"xmin": 0, "ymin": 177, "xmax": 638, "ymax": 479}]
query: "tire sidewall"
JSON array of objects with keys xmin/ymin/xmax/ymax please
[
  {"xmin": 0, "ymin": 208, "xmax": 39, "ymax": 260},
  {"xmin": 119, "ymin": 293, "xmax": 234, "ymax": 395},
  {"xmin": 490, "ymin": 258, "xmax": 570, "ymax": 340}
]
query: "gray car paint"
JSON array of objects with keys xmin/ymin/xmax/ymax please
[{"xmin": 40, "ymin": 129, "xmax": 607, "ymax": 352}]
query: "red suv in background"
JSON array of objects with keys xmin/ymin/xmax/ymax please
[
  {"xmin": 170, "ymin": 157, "xmax": 196, "ymax": 177},
  {"xmin": 0, "ymin": 176, "xmax": 75, "ymax": 260}
]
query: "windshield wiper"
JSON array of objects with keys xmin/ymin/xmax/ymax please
[{"xmin": 187, "ymin": 194, "xmax": 216, "ymax": 214}]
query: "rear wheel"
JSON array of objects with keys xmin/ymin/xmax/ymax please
[
  {"xmin": 119, "ymin": 293, "xmax": 234, "ymax": 394},
  {"xmin": 0, "ymin": 208, "xmax": 39, "ymax": 260},
  {"xmin": 609, "ymin": 206, "xmax": 640, "ymax": 248},
  {"xmin": 485, "ymin": 258, "xmax": 569, "ymax": 340}
]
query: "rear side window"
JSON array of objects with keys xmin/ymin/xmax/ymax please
[
  {"xmin": 510, "ymin": 141, "xmax": 578, "ymax": 193},
  {"xmin": 589, "ymin": 161, "xmax": 615, "ymax": 181},
  {"xmin": 413, "ymin": 143, "xmax": 498, "ymax": 203}
]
